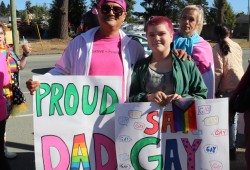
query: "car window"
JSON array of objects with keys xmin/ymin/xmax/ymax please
[{"xmin": 128, "ymin": 34, "xmax": 152, "ymax": 55}]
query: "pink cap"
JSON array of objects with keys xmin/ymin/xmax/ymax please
[{"xmin": 98, "ymin": 0, "xmax": 126, "ymax": 11}]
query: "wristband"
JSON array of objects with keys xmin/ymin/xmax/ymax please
[{"xmin": 23, "ymin": 52, "xmax": 29, "ymax": 57}]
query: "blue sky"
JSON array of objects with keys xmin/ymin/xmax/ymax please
[{"xmin": 2, "ymin": 0, "xmax": 249, "ymax": 14}]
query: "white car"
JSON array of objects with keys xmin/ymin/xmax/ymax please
[{"xmin": 127, "ymin": 34, "xmax": 152, "ymax": 55}]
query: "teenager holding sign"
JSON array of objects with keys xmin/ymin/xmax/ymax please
[{"xmin": 129, "ymin": 16, "xmax": 207, "ymax": 105}]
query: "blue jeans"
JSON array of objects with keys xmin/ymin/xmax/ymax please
[{"xmin": 229, "ymin": 113, "xmax": 238, "ymax": 149}]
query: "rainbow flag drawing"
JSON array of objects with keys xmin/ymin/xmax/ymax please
[{"xmin": 172, "ymin": 97, "xmax": 197, "ymax": 132}]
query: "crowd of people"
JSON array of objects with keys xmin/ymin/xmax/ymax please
[{"xmin": 0, "ymin": 0, "xmax": 249, "ymax": 169}]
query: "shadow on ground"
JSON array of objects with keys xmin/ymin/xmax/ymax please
[
  {"xmin": 32, "ymin": 67, "xmax": 53, "ymax": 74},
  {"xmin": 6, "ymin": 141, "xmax": 34, "ymax": 151},
  {"xmin": 8, "ymin": 152, "xmax": 35, "ymax": 170},
  {"xmin": 6, "ymin": 141, "xmax": 35, "ymax": 170}
]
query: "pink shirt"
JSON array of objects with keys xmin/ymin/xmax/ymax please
[
  {"xmin": 0, "ymin": 53, "xmax": 10, "ymax": 121},
  {"xmin": 89, "ymin": 33, "xmax": 124, "ymax": 102}
]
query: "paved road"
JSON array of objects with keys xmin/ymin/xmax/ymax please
[{"xmin": 6, "ymin": 49, "xmax": 250, "ymax": 169}]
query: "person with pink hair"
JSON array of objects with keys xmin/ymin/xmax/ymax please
[{"xmin": 129, "ymin": 16, "xmax": 207, "ymax": 104}]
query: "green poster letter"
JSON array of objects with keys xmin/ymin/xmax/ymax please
[
  {"xmin": 131, "ymin": 137, "xmax": 162, "ymax": 170},
  {"xmin": 82, "ymin": 86, "xmax": 98, "ymax": 115},
  {"xmin": 50, "ymin": 83, "xmax": 64, "ymax": 116},
  {"xmin": 100, "ymin": 85, "xmax": 118, "ymax": 115},
  {"xmin": 64, "ymin": 83, "xmax": 79, "ymax": 116},
  {"xmin": 36, "ymin": 83, "xmax": 51, "ymax": 117}
]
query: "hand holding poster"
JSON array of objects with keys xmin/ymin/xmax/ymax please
[{"xmin": 33, "ymin": 75, "xmax": 229, "ymax": 170}]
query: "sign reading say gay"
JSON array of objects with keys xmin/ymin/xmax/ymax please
[{"xmin": 115, "ymin": 99, "xmax": 229, "ymax": 170}]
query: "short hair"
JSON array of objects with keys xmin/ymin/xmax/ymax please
[
  {"xmin": 145, "ymin": 16, "xmax": 174, "ymax": 35},
  {"xmin": 180, "ymin": 5, "xmax": 204, "ymax": 35}
]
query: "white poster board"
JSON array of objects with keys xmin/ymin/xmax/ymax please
[
  {"xmin": 33, "ymin": 75, "xmax": 122, "ymax": 170},
  {"xmin": 115, "ymin": 98, "xmax": 229, "ymax": 170}
]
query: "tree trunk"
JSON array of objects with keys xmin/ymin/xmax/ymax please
[
  {"xmin": 217, "ymin": 0, "xmax": 225, "ymax": 24},
  {"xmin": 59, "ymin": 0, "xmax": 69, "ymax": 39}
]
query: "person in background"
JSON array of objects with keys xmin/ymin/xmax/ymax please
[
  {"xmin": 213, "ymin": 24, "xmax": 244, "ymax": 160},
  {"xmin": 76, "ymin": 10, "xmax": 99, "ymax": 34},
  {"xmin": 229, "ymin": 64, "xmax": 250, "ymax": 169},
  {"xmin": 0, "ymin": 52, "xmax": 11, "ymax": 169},
  {"xmin": 0, "ymin": 22, "xmax": 31, "ymax": 159},
  {"xmin": 129, "ymin": 16, "xmax": 207, "ymax": 105},
  {"xmin": 173, "ymin": 4, "xmax": 215, "ymax": 99}
]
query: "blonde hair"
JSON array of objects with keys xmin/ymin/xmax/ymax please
[
  {"xmin": 181, "ymin": 5, "xmax": 204, "ymax": 35},
  {"xmin": 0, "ymin": 22, "xmax": 6, "ymax": 45}
]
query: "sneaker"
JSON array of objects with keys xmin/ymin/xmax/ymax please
[
  {"xmin": 230, "ymin": 147, "xmax": 236, "ymax": 161},
  {"xmin": 4, "ymin": 147, "xmax": 17, "ymax": 159}
]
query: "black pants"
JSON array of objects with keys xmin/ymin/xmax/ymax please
[{"xmin": 0, "ymin": 119, "xmax": 11, "ymax": 170}]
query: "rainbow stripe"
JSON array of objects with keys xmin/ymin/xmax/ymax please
[
  {"xmin": 8, "ymin": 56, "xmax": 18, "ymax": 73},
  {"xmin": 70, "ymin": 134, "xmax": 90, "ymax": 170},
  {"xmin": 172, "ymin": 98, "xmax": 197, "ymax": 132}
]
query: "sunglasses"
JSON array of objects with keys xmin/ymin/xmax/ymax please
[{"xmin": 100, "ymin": 4, "xmax": 124, "ymax": 16}]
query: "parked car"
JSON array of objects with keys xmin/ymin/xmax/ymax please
[{"xmin": 127, "ymin": 33, "xmax": 152, "ymax": 55}]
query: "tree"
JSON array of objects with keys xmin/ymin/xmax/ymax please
[
  {"xmin": 223, "ymin": 1, "xmax": 235, "ymax": 29},
  {"xmin": 124, "ymin": 0, "xmax": 136, "ymax": 23},
  {"xmin": 68, "ymin": 0, "xmax": 87, "ymax": 32},
  {"xmin": 236, "ymin": 12, "xmax": 245, "ymax": 18},
  {"xmin": 183, "ymin": 0, "xmax": 210, "ymax": 22},
  {"xmin": 60, "ymin": 0, "xmax": 69, "ymax": 39},
  {"xmin": 89, "ymin": 0, "xmax": 136, "ymax": 23},
  {"xmin": 139, "ymin": 0, "xmax": 211, "ymax": 23},
  {"xmin": 49, "ymin": 0, "xmax": 69, "ymax": 39},
  {"xmin": 25, "ymin": 0, "xmax": 32, "ymax": 10},
  {"xmin": 140, "ymin": 0, "xmax": 184, "ymax": 23},
  {"xmin": 206, "ymin": 7, "xmax": 217, "ymax": 25},
  {"xmin": 5, "ymin": 4, "xmax": 10, "ymax": 16},
  {"xmin": 30, "ymin": 4, "xmax": 49, "ymax": 21},
  {"xmin": 217, "ymin": 0, "xmax": 225, "ymax": 24},
  {"xmin": 0, "ymin": 1, "xmax": 7, "ymax": 16},
  {"xmin": 207, "ymin": 0, "xmax": 235, "ymax": 29}
]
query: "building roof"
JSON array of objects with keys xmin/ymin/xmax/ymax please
[{"xmin": 236, "ymin": 15, "xmax": 249, "ymax": 24}]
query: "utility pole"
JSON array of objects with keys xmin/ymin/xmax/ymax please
[
  {"xmin": 10, "ymin": 0, "xmax": 19, "ymax": 54},
  {"xmin": 248, "ymin": 0, "xmax": 250, "ymax": 41}
]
